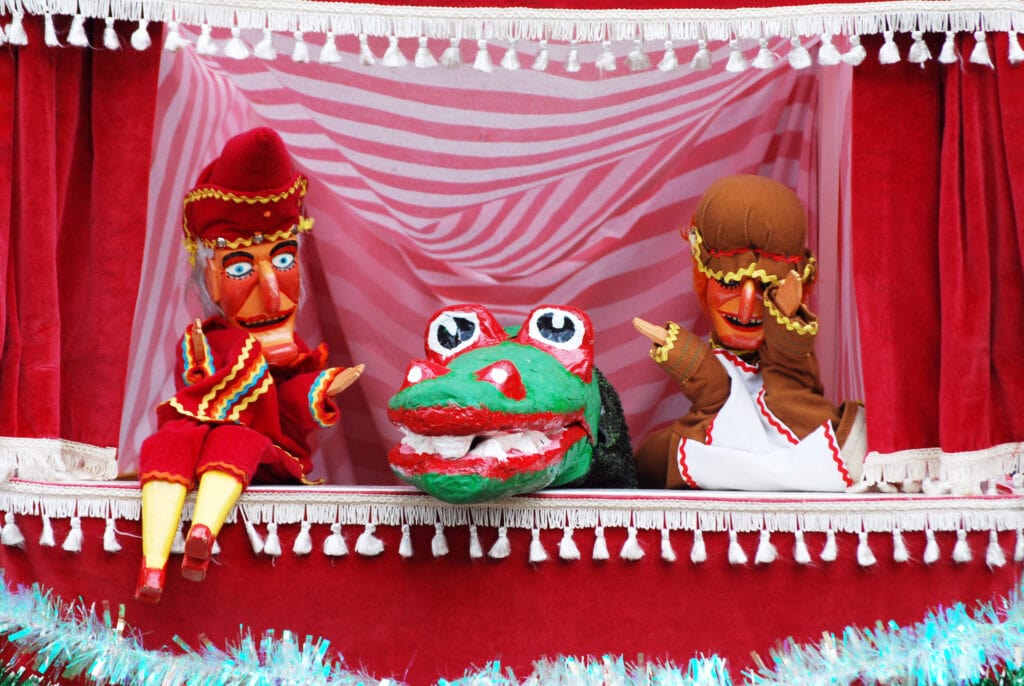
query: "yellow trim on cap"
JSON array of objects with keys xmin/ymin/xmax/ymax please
[
  {"xmin": 688, "ymin": 226, "xmax": 816, "ymax": 285},
  {"xmin": 765, "ymin": 296, "xmax": 819, "ymax": 336},
  {"xmin": 183, "ymin": 176, "xmax": 308, "ymax": 208}
]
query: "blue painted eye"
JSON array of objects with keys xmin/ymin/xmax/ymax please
[
  {"xmin": 427, "ymin": 311, "xmax": 481, "ymax": 357},
  {"xmin": 272, "ymin": 252, "xmax": 295, "ymax": 270},
  {"xmin": 225, "ymin": 262, "xmax": 253, "ymax": 278},
  {"xmin": 527, "ymin": 308, "xmax": 586, "ymax": 350}
]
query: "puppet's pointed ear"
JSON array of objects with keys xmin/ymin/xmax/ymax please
[{"xmin": 204, "ymin": 258, "xmax": 221, "ymax": 306}]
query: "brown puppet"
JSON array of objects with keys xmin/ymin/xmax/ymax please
[
  {"xmin": 634, "ymin": 175, "xmax": 866, "ymax": 492},
  {"xmin": 135, "ymin": 128, "xmax": 364, "ymax": 602}
]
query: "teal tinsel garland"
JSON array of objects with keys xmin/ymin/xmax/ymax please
[{"xmin": 0, "ymin": 572, "xmax": 1021, "ymax": 685}]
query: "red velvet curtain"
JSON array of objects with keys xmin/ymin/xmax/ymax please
[
  {"xmin": 0, "ymin": 18, "xmax": 160, "ymax": 449},
  {"xmin": 853, "ymin": 33, "xmax": 1024, "ymax": 461}
]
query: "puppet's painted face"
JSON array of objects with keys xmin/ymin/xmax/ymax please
[
  {"xmin": 205, "ymin": 238, "xmax": 301, "ymax": 365},
  {"xmin": 705, "ymin": 277, "xmax": 764, "ymax": 350}
]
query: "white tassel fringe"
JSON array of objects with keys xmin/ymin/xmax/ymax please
[
  {"xmin": 103, "ymin": 17, "xmax": 119, "ymax": 50},
  {"xmin": 657, "ymin": 41, "xmax": 678, "ymax": 71},
  {"xmin": 319, "ymin": 32, "xmax": 340, "ymax": 64},
  {"xmin": 468, "ymin": 524, "xmax": 483, "ymax": 559},
  {"xmin": 924, "ymin": 528, "xmax": 940, "ymax": 564},
  {"xmin": 725, "ymin": 39, "xmax": 748, "ymax": 72},
  {"xmin": 986, "ymin": 529, "xmax": 1006, "ymax": 569},
  {"xmin": 291, "ymin": 31, "xmax": 309, "ymax": 63},
  {"xmin": 842, "ymin": 35, "xmax": 867, "ymax": 65},
  {"xmin": 938, "ymin": 32, "xmax": 958, "ymax": 64},
  {"xmin": 879, "ymin": 30, "xmax": 900, "ymax": 64},
  {"xmin": 856, "ymin": 531, "xmax": 876, "ymax": 567},
  {"xmin": 39, "ymin": 515, "xmax": 55, "ymax": 547},
  {"xmin": 500, "ymin": 39, "xmax": 520, "ymax": 70},
  {"xmin": 263, "ymin": 523, "xmax": 282, "ymax": 557},
  {"xmin": 892, "ymin": 528, "xmax": 909, "ymax": 563},
  {"xmin": 793, "ymin": 530, "xmax": 811, "ymax": 565},
  {"xmin": 754, "ymin": 530, "xmax": 777, "ymax": 564},
  {"xmin": 244, "ymin": 519, "xmax": 264, "ymax": 555},
  {"xmin": 728, "ymin": 530, "xmax": 748, "ymax": 565},
  {"xmin": 68, "ymin": 14, "xmax": 88, "ymax": 47},
  {"xmin": 952, "ymin": 529, "xmax": 972, "ymax": 563},
  {"xmin": 44, "ymin": 13, "xmax": 60, "ymax": 47},
  {"xmin": 224, "ymin": 27, "xmax": 249, "ymax": 60},
  {"xmin": 473, "ymin": 39, "xmax": 493, "ymax": 72},
  {"xmin": 323, "ymin": 523, "xmax": 348, "ymax": 557},
  {"xmin": 383, "ymin": 35, "xmax": 407, "ymax": 67},
  {"xmin": 908, "ymin": 30, "xmax": 931, "ymax": 63},
  {"xmin": 440, "ymin": 38, "xmax": 462, "ymax": 68},
  {"xmin": 529, "ymin": 528, "xmax": 547, "ymax": 563},
  {"xmin": 399, "ymin": 524, "xmax": 413, "ymax": 558},
  {"xmin": 163, "ymin": 21, "xmax": 190, "ymax": 52},
  {"xmin": 62, "ymin": 516, "xmax": 83, "ymax": 553},
  {"xmin": 660, "ymin": 528, "xmax": 677, "ymax": 562},
  {"xmin": 431, "ymin": 523, "xmax": 449, "ymax": 557},
  {"xmin": 789, "ymin": 37, "xmax": 812, "ymax": 69},
  {"xmin": 358, "ymin": 34, "xmax": 375, "ymax": 65},
  {"xmin": 627, "ymin": 39, "xmax": 650, "ymax": 71},
  {"xmin": 820, "ymin": 529, "xmax": 837, "ymax": 562},
  {"xmin": 415, "ymin": 36, "xmax": 437, "ymax": 67},
  {"xmin": 130, "ymin": 20, "xmax": 151, "ymax": 51},
  {"xmin": 103, "ymin": 518, "xmax": 121, "ymax": 553},
  {"xmin": 690, "ymin": 529, "xmax": 706, "ymax": 564},
  {"xmin": 592, "ymin": 525, "xmax": 609, "ymax": 560},
  {"xmin": 488, "ymin": 526, "xmax": 510, "ymax": 559},
  {"xmin": 1010, "ymin": 32, "xmax": 1024, "ymax": 65},
  {"xmin": 7, "ymin": 12, "xmax": 28, "ymax": 46},
  {"xmin": 559, "ymin": 527, "xmax": 580, "ymax": 561},
  {"xmin": 817, "ymin": 34, "xmax": 841, "ymax": 65},
  {"xmin": 2, "ymin": 513, "xmax": 25, "ymax": 547},
  {"xmin": 355, "ymin": 523, "xmax": 384, "ymax": 557},
  {"xmin": 566, "ymin": 41, "xmax": 581, "ymax": 73},
  {"xmin": 752, "ymin": 38, "xmax": 775, "ymax": 69},
  {"xmin": 596, "ymin": 40, "xmax": 617, "ymax": 71},
  {"xmin": 196, "ymin": 24, "xmax": 218, "ymax": 56},
  {"xmin": 620, "ymin": 526, "xmax": 644, "ymax": 561},
  {"xmin": 292, "ymin": 521, "xmax": 313, "ymax": 555},
  {"xmin": 970, "ymin": 31, "xmax": 993, "ymax": 67},
  {"xmin": 690, "ymin": 39, "xmax": 711, "ymax": 70},
  {"xmin": 532, "ymin": 40, "xmax": 549, "ymax": 71}
]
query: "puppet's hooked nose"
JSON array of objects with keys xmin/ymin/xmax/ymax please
[
  {"xmin": 737, "ymin": 278, "xmax": 759, "ymax": 323},
  {"xmin": 257, "ymin": 260, "xmax": 281, "ymax": 313}
]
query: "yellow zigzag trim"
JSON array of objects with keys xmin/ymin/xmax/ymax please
[
  {"xmin": 183, "ymin": 176, "xmax": 307, "ymax": 208},
  {"xmin": 764, "ymin": 297, "xmax": 818, "ymax": 336},
  {"xmin": 651, "ymin": 322, "xmax": 680, "ymax": 363},
  {"xmin": 225, "ymin": 374, "xmax": 273, "ymax": 423},
  {"xmin": 688, "ymin": 227, "xmax": 816, "ymax": 285},
  {"xmin": 198, "ymin": 336, "xmax": 259, "ymax": 417}
]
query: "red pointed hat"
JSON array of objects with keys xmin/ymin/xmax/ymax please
[{"xmin": 182, "ymin": 127, "xmax": 313, "ymax": 265}]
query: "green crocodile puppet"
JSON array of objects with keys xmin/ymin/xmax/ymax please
[{"xmin": 387, "ymin": 304, "xmax": 637, "ymax": 503}]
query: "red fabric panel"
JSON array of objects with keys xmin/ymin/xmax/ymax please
[
  {"xmin": 0, "ymin": 18, "xmax": 160, "ymax": 447},
  {"xmin": 1, "ymin": 516, "xmax": 1018, "ymax": 683},
  {"xmin": 851, "ymin": 34, "xmax": 944, "ymax": 454},
  {"xmin": 937, "ymin": 32, "xmax": 1024, "ymax": 453}
]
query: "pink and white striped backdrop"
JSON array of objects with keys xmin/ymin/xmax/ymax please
[{"xmin": 119, "ymin": 32, "xmax": 859, "ymax": 485}]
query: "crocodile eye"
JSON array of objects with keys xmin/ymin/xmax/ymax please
[
  {"xmin": 526, "ymin": 307, "xmax": 586, "ymax": 350},
  {"xmin": 427, "ymin": 311, "xmax": 481, "ymax": 357}
]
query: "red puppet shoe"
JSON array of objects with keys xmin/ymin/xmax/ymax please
[
  {"xmin": 181, "ymin": 523, "xmax": 214, "ymax": 582},
  {"xmin": 135, "ymin": 562, "xmax": 166, "ymax": 603}
]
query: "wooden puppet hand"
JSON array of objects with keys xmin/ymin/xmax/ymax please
[
  {"xmin": 327, "ymin": 364, "xmax": 365, "ymax": 397},
  {"xmin": 773, "ymin": 270, "xmax": 803, "ymax": 318},
  {"xmin": 633, "ymin": 317, "xmax": 669, "ymax": 347}
]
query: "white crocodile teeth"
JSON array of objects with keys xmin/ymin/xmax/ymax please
[
  {"xmin": 471, "ymin": 438, "xmax": 507, "ymax": 459},
  {"xmin": 430, "ymin": 434, "xmax": 475, "ymax": 459}
]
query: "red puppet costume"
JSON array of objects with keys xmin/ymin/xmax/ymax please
[{"xmin": 135, "ymin": 128, "xmax": 363, "ymax": 603}]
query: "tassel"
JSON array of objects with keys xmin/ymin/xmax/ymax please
[
  {"xmin": 68, "ymin": 14, "xmax": 89, "ymax": 47},
  {"xmin": 532, "ymin": 39, "xmax": 549, "ymax": 71},
  {"xmin": 2, "ymin": 513, "xmax": 25, "ymax": 547},
  {"xmin": 1016, "ymin": 529, "xmax": 1024, "ymax": 563},
  {"xmin": 793, "ymin": 530, "xmax": 811, "ymax": 565},
  {"xmin": 291, "ymin": 31, "xmax": 309, "ymax": 63},
  {"xmin": 358, "ymin": 34, "xmax": 376, "ymax": 66},
  {"xmin": 657, "ymin": 40, "xmax": 678, "ymax": 71},
  {"xmin": 660, "ymin": 528, "xmax": 677, "ymax": 562},
  {"xmin": 62, "ymin": 517, "xmax": 83, "ymax": 553},
  {"xmin": 856, "ymin": 531, "xmax": 876, "ymax": 567},
  {"xmin": 103, "ymin": 518, "xmax": 121, "ymax": 553},
  {"xmin": 908, "ymin": 31, "xmax": 930, "ymax": 64},
  {"xmin": 620, "ymin": 526, "xmax": 644, "ymax": 561},
  {"xmin": 970, "ymin": 31, "xmax": 993, "ymax": 67},
  {"xmin": 820, "ymin": 529, "xmax": 837, "ymax": 562},
  {"xmin": 788, "ymin": 37, "xmax": 812, "ymax": 69},
  {"xmin": 431, "ymin": 523, "xmax": 449, "ymax": 557},
  {"xmin": 728, "ymin": 530, "xmax": 748, "ymax": 565},
  {"xmin": 595, "ymin": 40, "xmax": 617, "ymax": 72},
  {"xmin": 938, "ymin": 31, "xmax": 958, "ymax": 64},
  {"xmin": 440, "ymin": 38, "xmax": 462, "ymax": 68},
  {"xmin": 472, "ymin": 39, "xmax": 493, "ymax": 72},
  {"xmin": 323, "ymin": 523, "xmax": 348, "ymax": 557},
  {"xmin": 688, "ymin": 38, "xmax": 712, "ymax": 69},
  {"xmin": 754, "ymin": 530, "xmax": 777, "ymax": 564},
  {"xmin": 7, "ymin": 12, "xmax": 28, "ymax": 46},
  {"xmin": 355, "ymin": 523, "xmax": 384, "ymax": 557},
  {"xmin": 924, "ymin": 528, "xmax": 940, "ymax": 564},
  {"xmin": 892, "ymin": 529, "xmax": 909, "ymax": 563},
  {"xmin": 878, "ymin": 30, "xmax": 901, "ymax": 64},
  {"xmin": 500, "ymin": 39, "xmax": 520, "ymax": 70},
  {"xmin": 952, "ymin": 529, "xmax": 972, "ymax": 563},
  {"xmin": 690, "ymin": 529, "xmax": 707, "ymax": 564},
  {"xmin": 131, "ymin": 20, "xmax": 151, "ymax": 50},
  {"xmin": 44, "ymin": 13, "xmax": 60, "ymax": 47},
  {"xmin": 39, "ymin": 515, "xmax": 55, "ymax": 547},
  {"xmin": 986, "ymin": 530, "xmax": 1006, "ymax": 569},
  {"xmin": 468, "ymin": 524, "xmax": 483, "ymax": 559},
  {"xmin": 383, "ymin": 35, "xmax": 407, "ymax": 67},
  {"xmin": 163, "ymin": 21, "xmax": 190, "ymax": 52},
  {"xmin": 817, "ymin": 34, "xmax": 841, "ymax": 65},
  {"xmin": 103, "ymin": 17, "xmax": 119, "ymax": 50},
  {"xmin": 627, "ymin": 39, "xmax": 650, "ymax": 71},
  {"xmin": 292, "ymin": 521, "xmax": 313, "ymax": 555},
  {"xmin": 399, "ymin": 524, "xmax": 414, "ymax": 558},
  {"xmin": 414, "ymin": 36, "xmax": 437, "ymax": 67},
  {"xmin": 842, "ymin": 35, "xmax": 867, "ymax": 65},
  {"xmin": 529, "ymin": 528, "xmax": 547, "ymax": 563},
  {"xmin": 196, "ymin": 24, "xmax": 218, "ymax": 56},
  {"xmin": 244, "ymin": 519, "xmax": 265, "ymax": 555},
  {"xmin": 752, "ymin": 38, "xmax": 775, "ymax": 69},
  {"xmin": 565, "ymin": 41, "xmax": 581, "ymax": 73},
  {"xmin": 170, "ymin": 523, "xmax": 186, "ymax": 554},
  {"xmin": 559, "ymin": 527, "xmax": 580, "ymax": 561},
  {"xmin": 489, "ymin": 526, "xmax": 511, "ymax": 559},
  {"xmin": 1010, "ymin": 32, "xmax": 1024, "ymax": 65},
  {"xmin": 224, "ymin": 27, "xmax": 250, "ymax": 60},
  {"xmin": 319, "ymin": 32, "xmax": 340, "ymax": 64},
  {"xmin": 725, "ymin": 39, "xmax": 748, "ymax": 73},
  {"xmin": 262, "ymin": 523, "xmax": 282, "ymax": 557},
  {"xmin": 254, "ymin": 28, "xmax": 276, "ymax": 60},
  {"xmin": 592, "ymin": 526, "xmax": 610, "ymax": 560}
]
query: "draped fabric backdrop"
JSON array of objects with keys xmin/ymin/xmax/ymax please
[
  {"xmin": 119, "ymin": 31, "xmax": 858, "ymax": 484},
  {"xmin": 0, "ymin": 17, "xmax": 159, "ymax": 459},
  {"xmin": 852, "ymin": 32, "xmax": 1024, "ymax": 485}
]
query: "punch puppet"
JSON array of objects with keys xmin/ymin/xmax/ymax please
[
  {"xmin": 135, "ymin": 128, "xmax": 364, "ymax": 602},
  {"xmin": 634, "ymin": 175, "xmax": 866, "ymax": 492}
]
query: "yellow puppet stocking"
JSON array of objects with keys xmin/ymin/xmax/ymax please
[
  {"xmin": 141, "ymin": 480, "xmax": 188, "ymax": 570},
  {"xmin": 191, "ymin": 469, "xmax": 243, "ymax": 537}
]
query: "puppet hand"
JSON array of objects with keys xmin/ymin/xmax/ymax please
[
  {"xmin": 633, "ymin": 317, "xmax": 669, "ymax": 347},
  {"xmin": 773, "ymin": 270, "xmax": 803, "ymax": 318},
  {"xmin": 327, "ymin": 364, "xmax": 365, "ymax": 397}
]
